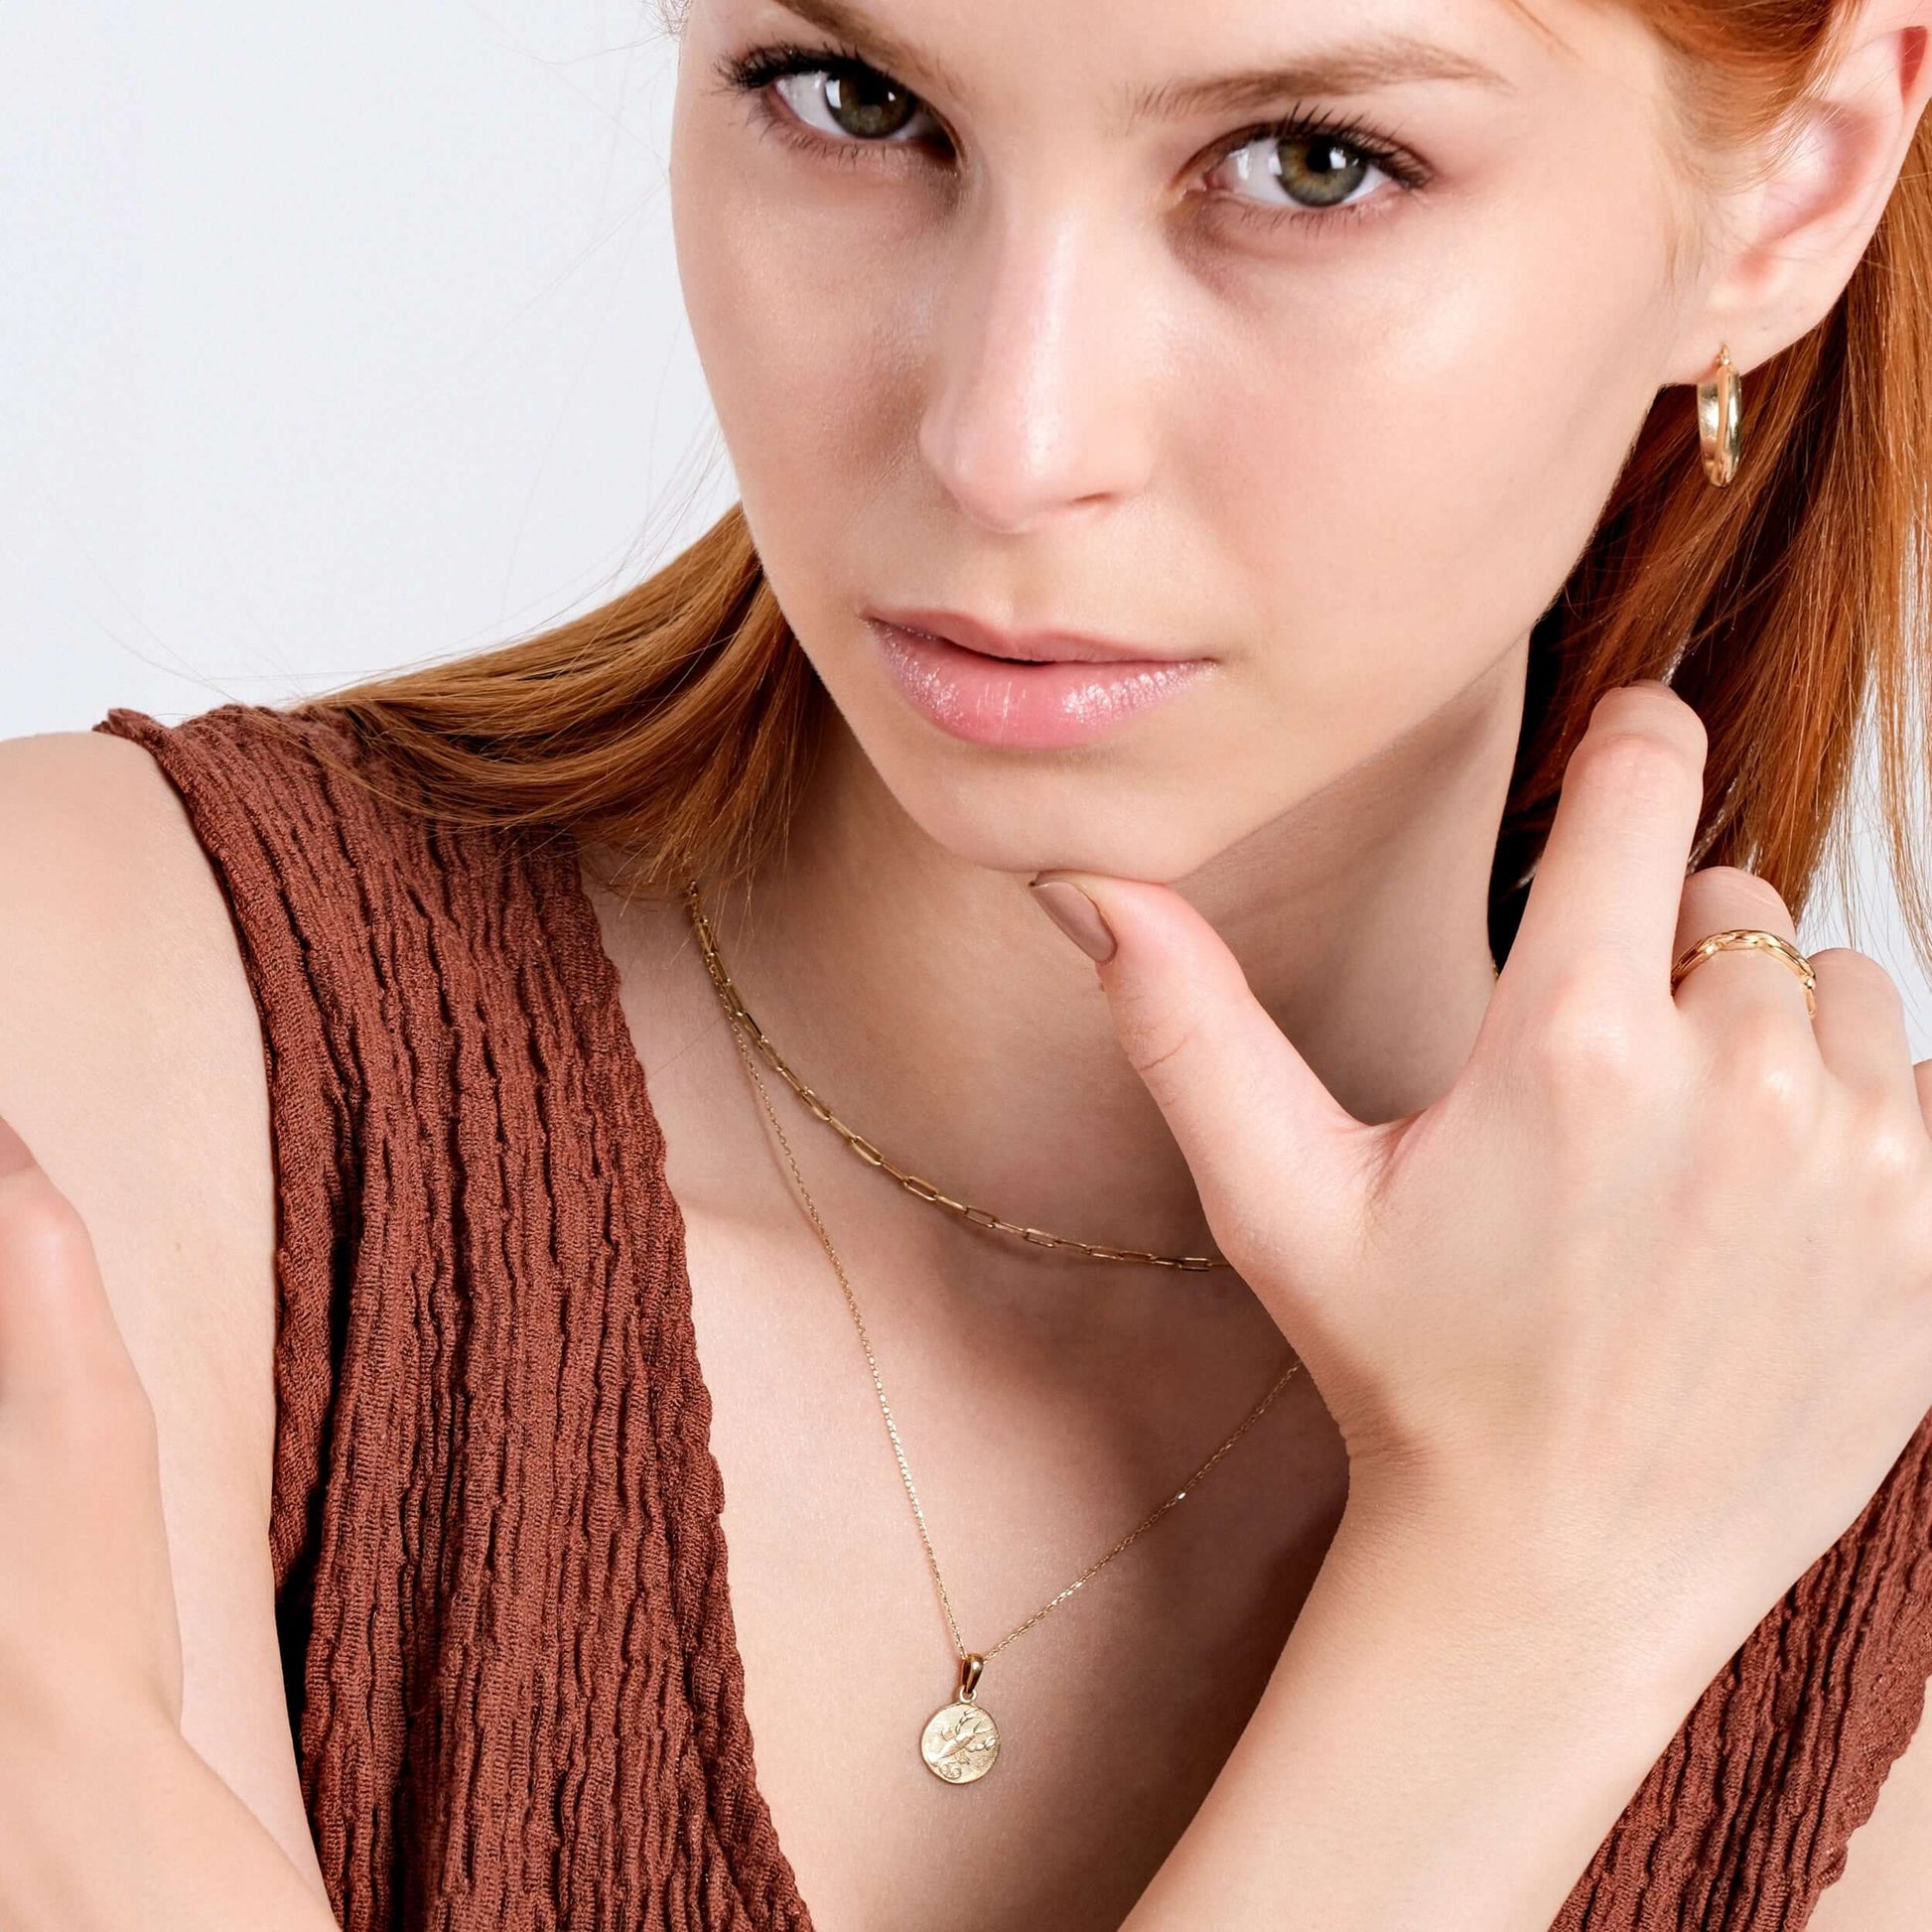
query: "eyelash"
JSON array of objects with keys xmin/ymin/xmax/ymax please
[{"xmin": 712, "ymin": 39, "xmax": 1433, "ymax": 236}]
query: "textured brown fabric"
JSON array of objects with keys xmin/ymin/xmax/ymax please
[{"xmin": 95, "ymin": 699, "xmax": 1932, "ymax": 1932}]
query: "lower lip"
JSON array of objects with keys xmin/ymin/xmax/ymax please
[{"xmin": 867, "ymin": 620, "xmax": 1212, "ymax": 751}]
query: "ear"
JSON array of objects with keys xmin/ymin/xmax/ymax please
[{"xmin": 1664, "ymin": 2, "xmax": 1932, "ymax": 383}]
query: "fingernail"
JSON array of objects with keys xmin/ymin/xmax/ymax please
[
  {"xmin": 1028, "ymin": 876, "xmax": 1116, "ymax": 963},
  {"xmin": 0, "ymin": 1114, "xmax": 33, "ymax": 1177}
]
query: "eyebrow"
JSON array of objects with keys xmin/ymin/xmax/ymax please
[
  {"xmin": 1127, "ymin": 34, "xmax": 1515, "ymax": 122},
  {"xmin": 764, "ymin": 0, "xmax": 1513, "ymax": 121}
]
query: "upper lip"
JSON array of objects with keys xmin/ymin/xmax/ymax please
[{"xmin": 868, "ymin": 606, "xmax": 1195, "ymax": 665}]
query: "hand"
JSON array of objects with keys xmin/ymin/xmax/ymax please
[
  {"xmin": 0, "ymin": 1111, "xmax": 185, "ymax": 1747},
  {"xmin": 0, "ymin": 1120, "xmax": 341, "ymax": 1931},
  {"xmin": 1032, "ymin": 681, "xmax": 1932, "ymax": 1689}
]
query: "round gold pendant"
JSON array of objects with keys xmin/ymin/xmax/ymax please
[
  {"xmin": 920, "ymin": 1698, "xmax": 1000, "ymax": 1783},
  {"xmin": 920, "ymin": 1651, "xmax": 1000, "ymax": 1783}
]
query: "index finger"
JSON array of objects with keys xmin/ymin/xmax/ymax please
[{"xmin": 1499, "ymin": 681, "xmax": 1708, "ymax": 1012}]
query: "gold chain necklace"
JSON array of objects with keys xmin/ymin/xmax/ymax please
[
  {"xmin": 684, "ymin": 881, "xmax": 1304, "ymax": 1783},
  {"xmin": 682, "ymin": 883, "xmax": 1228, "ymax": 1271}
]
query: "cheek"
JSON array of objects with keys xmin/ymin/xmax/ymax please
[
  {"xmin": 670, "ymin": 120, "xmax": 908, "ymax": 541},
  {"xmin": 1185, "ymin": 142, "xmax": 1685, "ymax": 731}
]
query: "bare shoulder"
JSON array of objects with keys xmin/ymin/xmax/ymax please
[
  {"xmin": 1807, "ymin": 1693, "xmax": 1932, "ymax": 1930},
  {"xmin": 0, "ymin": 729, "xmax": 250, "ymax": 1011},
  {"xmin": 0, "ymin": 728, "xmax": 330, "ymax": 1903},
  {"xmin": 0, "ymin": 732, "xmax": 267, "ymax": 1283}
]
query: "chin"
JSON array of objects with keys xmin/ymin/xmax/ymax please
[{"xmin": 874, "ymin": 758, "xmax": 1256, "ymax": 885}]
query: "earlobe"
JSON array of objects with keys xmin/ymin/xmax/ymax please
[{"xmin": 1670, "ymin": 13, "xmax": 1932, "ymax": 382}]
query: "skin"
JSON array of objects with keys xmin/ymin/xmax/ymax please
[{"xmin": 3, "ymin": 0, "xmax": 1932, "ymax": 1927}]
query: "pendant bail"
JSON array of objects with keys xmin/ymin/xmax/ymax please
[{"xmin": 956, "ymin": 1652, "xmax": 985, "ymax": 1703}]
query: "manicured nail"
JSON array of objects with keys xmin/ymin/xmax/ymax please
[{"xmin": 1028, "ymin": 876, "xmax": 1116, "ymax": 962}]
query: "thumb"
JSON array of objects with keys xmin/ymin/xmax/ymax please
[{"xmin": 1028, "ymin": 872, "xmax": 1372, "ymax": 1274}]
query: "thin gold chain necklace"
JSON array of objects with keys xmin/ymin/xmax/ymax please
[
  {"xmin": 684, "ymin": 882, "xmax": 1304, "ymax": 1784},
  {"xmin": 682, "ymin": 882, "xmax": 1228, "ymax": 1271}
]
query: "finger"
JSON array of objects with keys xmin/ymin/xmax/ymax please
[
  {"xmin": 1915, "ymin": 1058, "xmax": 1932, "ymax": 1136},
  {"xmin": 1668, "ymin": 866, "xmax": 1813, "ymax": 1030},
  {"xmin": 1028, "ymin": 872, "xmax": 1373, "ymax": 1271},
  {"xmin": 1500, "ymin": 682, "xmax": 1707, "ymax": 1017},
  {"xmin": 0, "ymin": 1112, "xmax": 131, "ymax": 1409},
  {"xmin": 1802, "ymin": 948, "xmax": 1922, "ymax": 1114}
]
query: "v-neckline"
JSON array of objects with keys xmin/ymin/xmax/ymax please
[{"xmin": 543, "ymin": 837, "xmax": 817, "ymax": 1932}]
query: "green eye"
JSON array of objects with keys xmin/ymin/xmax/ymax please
[
  {"xmin": 1219, "ymin": 132, "xmax": 1384, "ymax": 212},
  {"xmin": 1273, "ymin": 136, "xmax": 1375, "ymax": 208},
  {"xmin": 775, "ymin": 63, "xmax": 929, "ymax": 144}
]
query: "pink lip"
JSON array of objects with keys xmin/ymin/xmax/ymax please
[
  {"xmin": 867, "ymin": 617, "xmax": 1212, "ymax": 750},
  {"xmin": 869, "ymin": 605, "xmax": 1181, "ymax": 664}
]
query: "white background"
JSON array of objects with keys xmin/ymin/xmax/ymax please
[
  {"xmin": 2, "ymin": 1, "xmax": 725, "ymax": 733},
  {"xmin": 5, "ymin": 0, "xmax": 1930, "ymax": 1045}
]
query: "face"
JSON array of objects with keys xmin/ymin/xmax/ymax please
[{"xmin": 668, "ymin": 0, "xmax": 1712, "ymax": 879}]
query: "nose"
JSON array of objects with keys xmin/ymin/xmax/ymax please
[{"xmin": 916, "ymin": 199, "xmax": 1158, "ymax": 533}]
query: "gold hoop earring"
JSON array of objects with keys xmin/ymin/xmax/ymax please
[{"xmin": 1697, "ymin": 343, "xmax": 1742, "ymax": 486}]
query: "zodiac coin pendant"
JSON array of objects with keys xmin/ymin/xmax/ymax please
[{"xmin": 919, "ymin": 1652, "xmax": 1001, "ymax": 1784}]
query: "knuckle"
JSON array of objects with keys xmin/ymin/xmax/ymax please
[
  {"xmin": 1837, "ymin": 1088, "xmax": 1930, "ymax": 1193},
  {"xmin": 0, "ymin": 1172, "xmax": 95, "ymax": 1279},
  {"xmin": 1862, "ymin": 1118, "xmax": 1928, "ymax": 1196},
  {"xmin": 1566, "ymin": 727, "xmax": 1700, "ymax": 817},
  {"xmin": 1586, "ymin": 682, "xmax": 1709, "ymax": 764},
  {"xmin": 1712, "ymin": 1010, "xmax": 1823, "ymax": 1130},
  {"xmin": 1812, "ymin": 945, "xmax": 1904, "ymax": 1008},
  {"xmin": 1523, "ymin": 970, "xmax": 1655, "ymax": 1104},
  {"xmin": 1682, "ymin": 865, "xmax": 1793, "ymax": 928},
  {"xmin": 1114, "ymin": 998, "xmax": 1200, "ymax": 1091}
]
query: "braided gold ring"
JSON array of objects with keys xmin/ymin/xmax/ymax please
[{"xmin": 1669, "ymin": 927, "xmax": 1818, "ymax": 1018}]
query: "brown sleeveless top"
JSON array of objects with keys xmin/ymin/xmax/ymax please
[{"xmin": 96, "ymin": 699, "xmax": 1932, "ymax": 1932}]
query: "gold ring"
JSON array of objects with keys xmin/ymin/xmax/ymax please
[{"xmin": 1669, "ymin": 927, "xmax": 1817, "ymax": 1018}]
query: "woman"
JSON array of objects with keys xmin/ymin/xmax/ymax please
[{"xmin": 4, "ymin": 0, "xmax": 1932, "ymax": 1923}]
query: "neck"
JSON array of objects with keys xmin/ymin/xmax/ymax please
[{"xmin": 704, "ymin": 639, "xmax": 1526, "ymax": 1271}]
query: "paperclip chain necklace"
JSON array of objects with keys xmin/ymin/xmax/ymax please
[
  {"xmin": 685, "ymin": 882, "xmax": 1305, "ymax": 1784},
  {"xmin": 683, "ymin": 882, "xmax": 1228, "ymax": 1271}
]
